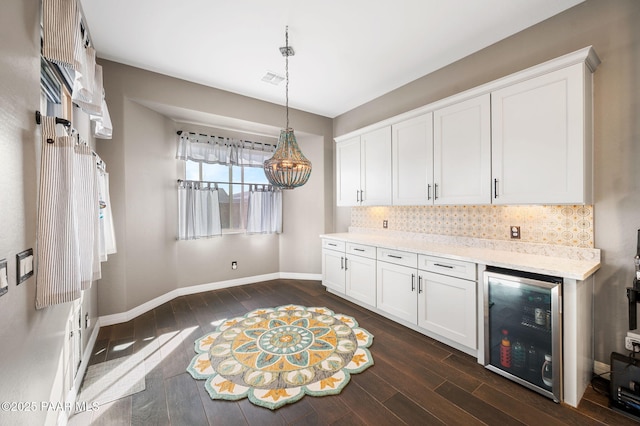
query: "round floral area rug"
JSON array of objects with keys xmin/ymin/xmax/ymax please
[{"xmin": 187, "ymin": 305, "xmax": 374, "ymax": 410}]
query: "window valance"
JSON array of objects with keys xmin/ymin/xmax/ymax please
[{"xmin": 176, "ymin": 132, "xmax": 276, "ymax": 167}]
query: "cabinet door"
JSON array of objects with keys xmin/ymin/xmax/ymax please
[
  {"xmin": 418, "ymin": 272, "xmax": 477, "ymax": 349},
  {"xmin": 322, "ymin": 249, "xmax": 345, "ymax": 294},
  {"xmin": 392, "ymin": 113, "xmax": 434, "ymax": 205},
  {"xmin": 336, "ymin": 136, "xmax": 361, "ymax": 206},
  {"xmin": 361, "ymin": 126, "xmax": 392, "ymax": 206},
  {"xmin": 491, "ymin": 64, "xmax": 587, "ymax": 204},
  {"xmin": 376, "ymin": 261, "xmax": 417, "ymax": 324},
  {"xmin": 434, "ymin": 94, "xmax": 491, "ymax": 205},
  {"xmin": 345, "ymin": 255, "xmax": 376, "ymax": 306}
]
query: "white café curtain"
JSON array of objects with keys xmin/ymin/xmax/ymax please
[
  {"xmin": 41, "ymin": 0, "xmax": 112, "ymax": 139},
  {"xmin": 177, "ymin": 181, "xmax": 222, "ymax": 240},
  {"xmin": 176, "ymin": 131, "xmax": 282, "ymax": 237},
  {"xmin": 246, "ymin": 185, "xmax": 282, "ymax": 234},
  {"xmin": 175, "ymin": 132, "xmax": 275, "ymax": 166},
  {"xmin": 36, "ymin": 117, "xmax": 116, "ymax": 309}
]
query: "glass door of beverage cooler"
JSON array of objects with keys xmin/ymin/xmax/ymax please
[{"xmin": 484, "ymin": 268, "xmax": 562, "ymax": 403}]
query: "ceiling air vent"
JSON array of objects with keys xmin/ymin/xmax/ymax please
[{"xmin": 261, "ymin": 72, "xmax": 284, "ymax": 85}]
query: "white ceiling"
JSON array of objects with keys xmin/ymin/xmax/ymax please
[{"xmin": 80, "ymin": 0, "xmax": 583, "ymax": 119}]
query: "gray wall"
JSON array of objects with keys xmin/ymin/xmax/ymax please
[
  {"xmin": 97, "ymin": 60, "xmax": 333, "ymax": 316},
  {"xmin": 333, "ymin": 0, "xmax": 640, "ymax": 363},
  {"xmin": 0, "ymin": 1, "xmax": 98, "ymax": 425}
]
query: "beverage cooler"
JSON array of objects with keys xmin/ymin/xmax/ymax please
[{"xmin": 484, "ymin": 267, "xmax": 563, "ymax": 403}]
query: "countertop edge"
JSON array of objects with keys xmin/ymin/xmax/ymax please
[{"xmin": 320, "ymin": 232, "xmax": 601, "ymax": 281}]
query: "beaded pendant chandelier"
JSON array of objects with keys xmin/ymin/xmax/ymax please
[{"xmin": 264, "ymin": 26, "xmax": 312, "ymax": 189}]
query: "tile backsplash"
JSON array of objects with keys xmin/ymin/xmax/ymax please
[{"xmin": 351, "ymin": 205, "xmax": 594, "ymax": 248}]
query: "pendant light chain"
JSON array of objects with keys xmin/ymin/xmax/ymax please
[{"xmin": 285, "ymin": 26, "xmax": 289, "ymax": 130}]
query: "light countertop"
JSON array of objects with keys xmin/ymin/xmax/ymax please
[{"xmin": 320, "ymin": 229, "xmax": 600, "ymax": 281}]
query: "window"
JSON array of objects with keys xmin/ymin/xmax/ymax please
[
  {"xmin": 185, "ymin": 161, "xmax": 270, "ymax": 232},
  {"xmin": 40, "ymin": 57, "xmax": 73, "ymax": 120}
]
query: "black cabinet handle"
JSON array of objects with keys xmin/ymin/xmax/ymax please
[
  {"xmin": 418, "ymin": 275, "xmax": 423, "ymax": 294},
  {"xmin": 387, "ymin": 254, "xmax": 403, "ymax": 259},
  {"xmin": 344, "ymin": 258, "xmax": 348, "ymax": 271},
  {"xmin": 434, "ymin": 183, "xmax": 439, "ymax": 200},
  {"xmin": 433, "ymin": 263, "xmax": 454, "ymax": 269},
  {"xmin": 427, "ymin": 184, "xmax": 432, "ymax": 200},
  {"xmin": 340, "ymin": 257, "xmax": 344, "ymax": 270},
  {"xmin": 411, "ymin": 274, "xmax": 416, "ymax": 291},
  {"xmin": 494, "ymin": 178, "xmax": 499, "ymax": 198},
  {"xmin": 353, "ymin": 248, "xmax": 365, "ymax": 252}
]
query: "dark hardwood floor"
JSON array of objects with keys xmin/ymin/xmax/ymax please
[{"xmin": 70, "ymin": 279, "xmax": 634, "ymax": 425}]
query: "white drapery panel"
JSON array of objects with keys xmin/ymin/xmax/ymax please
[
  {"xmin": 97, "ymin": 163, "xmax": 117, "ymax": 260},
  {"xmin": 35, "ymin": 117, "xmax": 116, "ymax": 309},
  {"xmin": 175, "ymin": 132, "xmax": 275, "ymax": 167},
  {"xmin": 42, "ymin": 0, "xmax": 112, "ymax": 138},
  {"xmin": 178, "ymin": 181, "xmax": 222, "ymax": 240},
  {"xmin": 246, "ymin": 185, "xmax": 282, "ymax": 234}
]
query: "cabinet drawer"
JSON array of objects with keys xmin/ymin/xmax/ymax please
[
  {"xmin": 377, "ymin": 247, "xmax": 417, "ymax": 268},
  {"xmin": 322, "ymin": 239, "xmax": 345, "ymax": 252},
  {"xmin": 418, "ymin": 255, "xmax": 476, "ymax": 281},
  {"xmin": 346, "ymin": 243, "xmax": 376, "ymax": 259}
]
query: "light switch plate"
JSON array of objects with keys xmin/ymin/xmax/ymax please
[
  {"xmin": 16, "ymin": 248, "xmax": 33, "ymax": 285},
  {"xmin": 0, "ymin": 258, "xmax": 7, "ymax": 297}
]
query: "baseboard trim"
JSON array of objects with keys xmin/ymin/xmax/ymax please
[
  {"xmin": 98, "ymin": 272, "xmax": 321, "ymax": 327},
  {"xmin": 594, "ymin": 360, "xmax": 610, "ymax": 379},
  {"xmin": 280, "ymin": 272, "xmax": 322, "ymax": 280}
]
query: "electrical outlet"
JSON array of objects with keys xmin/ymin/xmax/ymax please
[
  {"xmin": 510, "ymin": 226, "xmax": 521, "ymax": 239},
  {"xmin": 383, "ymin": 220, "xmax": 388, "ymax": 229},
  {"xmin": 626, "ymin": 331, "xmax": 640, "ymax": 351},
  {"xmin": 231, "ymin": 261, "xmax": 238, "ymax": 270}
]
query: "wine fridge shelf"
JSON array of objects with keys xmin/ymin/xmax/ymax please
[{"xmin": 520, "ymin": 319, "xmax": 552, "ymax": 334}]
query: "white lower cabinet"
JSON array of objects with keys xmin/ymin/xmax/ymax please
[
  {"xmin": 323, "ymin": 239, "xmax": 478, "ymax": 354},
  {"xmin": 417, "ymin": 255, "xmax": 477, "ymax": 350},
  {"xmin": 376, "ymin": 261, "xmax": 418, "ymax": 324},
  {"xmin": 376, "ymin": 248, "xmax": 418, "ymax": 324},
  {"xmin": 345, "ymin": 243, "xmax": 377, "ymax": 306},
  {"xmin": 418, "ymin": 271, "xmax": 477, "ymax": 349},
  {"xmin": 322, "ymin": 240, "xmax": 346, "ymax": 294},
  {"xmin": 322, "ymin": 239, "xmax": 377, "ymax": 305}
]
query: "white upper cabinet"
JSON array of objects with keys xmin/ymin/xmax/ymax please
[
  {"xmin": 433, "ymin": 94, "xmax": 491, "ymax": 205},
  {"xmin": 336, "ymin": 126, "xmax": 392, "ymax": 206},
  {"xmin": 392, "ymin": 113, "xmax": 434, "ymax": 206},
  {"xmin": 491, "ymin": 63, "xmax": 593, "ymax": 204},
  {"xmin": 336, "ymin": 136, "xmax": 361, "ymax": 206},
  {"xmin": 361, "ymin": 126, "xmax": 392, "ymax": 206},
  {"xmin": 336, "ymin": 47, "xmax": 598, "ymax": 207}
]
